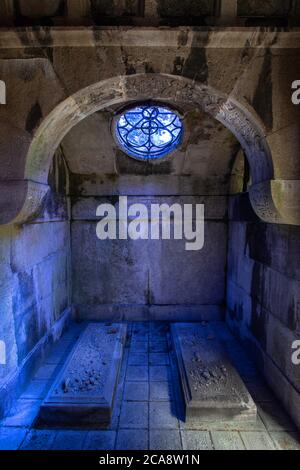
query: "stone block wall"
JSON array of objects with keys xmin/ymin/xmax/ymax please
[
  {"xmin": 71, "ymin": 191, "xmax": 227, "ymax": 321},
  {"xmin": 226, "ymin": 210, "xmax": 300, "ymax": 428},
  {"xmin": 0, "ymin": 152, "xmax": 71, "ymax": 392}
]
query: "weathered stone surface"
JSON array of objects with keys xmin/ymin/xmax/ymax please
[
  {"xmin": 171, "ymin": 323, "xmax": 257, "ymax": 421},
  {"xmin": 149, "ymin": 402, "xmax": 179, "ymax": 429},
  {"xmin": 270, "ymin": 431, "xmax": 300, "ymax": 450},
  {"xmin": 0, "ymin": 427, "xmax": 27, "ymax": 450},
  {"xmin": 265, "ymin": 314, "xmax": 300, "ymax": 390},
  {"xmin": 119, "ymin": 401, "xmax": 149, "ymax": 429},
  {"xmin": 72, "ymin": 196, "xmax": 227, "ymax": 221},
  {"xmin": 237, "ymin": 0, "xmax": 290, "ymax": 17},
  {"xmin": 149, "ymin": 305, "xmax": 223, "ymax": 322},
  {"xmin": 39, "ymin": 323, "xmax": 127, "ymax": 427},
  {"xmin": 0, "ymin": 281, "xmax": 18, "ymax": 382},
  {"xmin": 51, "ymin": 430, "xmax": 87, "ymax": 450},
  {"xmin": 264, "ymin": 350, "xmax": 300, "ymax": 431},
  {"xmin": 62, "ymin": 113, "xmax": 116, "ymax": 175},
  {"xmin": 149, "ymin": 222, "xmax": 226, "ymax": 305},
  {"xmin": 0, "ymin": 58, "xmax": 65, "ymax": 135},
  {"xmin": 226, "ymin": 217, "xmax": 300, "ymax": 430},
  {"xmin": 245, "ymin": 223, "xmax": 291, "ymax": 276},
  {"xmin": 11, "ymin": 222, "xmax": 69, "ymax": 273},
  {"xmin": 181, "ymin": 430, "xmax": 213, "ymax": 450},
  {"xmin": 158, "ymin": 0, "xmax": 215, "ymax": 17},
  {"xmin": 0, "ymin": 4, "xmax": 298, "ymax": 28},
  {"xmin": 0, "ymin": 398, "xmax": 41, "ymax": 428},
  {"xmin": 117, "ymin": 429, "xmax": 148, "ymax": 450},
  {"xmin": 150, "ymin": 430, "xmax": 182, "ymax": 450},
  {"xmin": 71, "ymin": 222, "xmax": 149, "ymax": 305},
  {"xmin": 75, "ymin": 304, "xmax": 150, "ymax": 322},
  {"xmin": 84, "ymin": 430, "xmax": 116, "ymax": 450},
  {"xmin": 20, "ymin": 429, "xmax": 55, "ymax": 450},
  {"xmin": 0, "ymin": 219, "xmax": 71, "ymax": 371},
  {"xmin": 69, "ymin": 175, "xmax": 230, "ymax": 197},
  {"xmin": 262, "ymin": 265, "xmax": 300, "ymax": 332},
  {"xmin": 63, "ymin": 101, "xmax": 237, "ymax": 178},
  {"xmin": 0, "ymin": 309, "xmax": 72, "ymax": 420},
  {"xmin": 226, "ymin": 280, "xmax": 253, "ymax": 338},
  {"xmin": 271, "ymin": 53, "xmax": 300, "ymax": 139},
  {"xmin": 71, "ymin": 219, "xmax": 226, "ymax": 317},
  {"xmin": 19, "ymin": 0, "xmax": 62, "ymax": 17},
  {"xmin": 240, "ymin": 431, "xmax": 275, "ymax": 450},
  {"xmin": 211, "ymin": 430, "xmax": 245, "ymax": 450},
  {"xmin": 2, "ymin": 320, "xmax": 299, "ymax": 450}
]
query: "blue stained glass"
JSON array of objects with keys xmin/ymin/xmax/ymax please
[{"xmin": 115, "ymin": 105, "xmax": 184, "ymax": 160}]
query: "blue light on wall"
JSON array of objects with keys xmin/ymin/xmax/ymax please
[{"xmin": 115, "ymin": 104, "xmax": 183, "ymax": 160}]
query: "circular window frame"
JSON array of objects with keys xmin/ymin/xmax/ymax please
[{"xmin": 112, "ymin": 101, "xmax": 185, "ymax": 162}]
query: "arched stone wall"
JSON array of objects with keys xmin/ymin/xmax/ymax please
[{"xmin": 1, "ymin": 73, "xmax": 298, "ymax": 225}]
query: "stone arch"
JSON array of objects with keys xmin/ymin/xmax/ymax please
[{"xmin": 3, "ymin": 73, "xmax": 297, "ymax": 225}]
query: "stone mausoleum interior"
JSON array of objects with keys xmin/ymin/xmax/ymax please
[{"xmin": 0, "ymin": 1, "xmax": 300, "ymax": 451}]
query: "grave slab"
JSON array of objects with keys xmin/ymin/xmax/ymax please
[
  {"xmin": 38, "ymin": 323, "xmax": 127, "ymax": 428},
  {"xmin": 171, "ymin": 323, "xmax": 257, "ymax": 421}
]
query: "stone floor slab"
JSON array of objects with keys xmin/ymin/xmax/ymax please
[
  {"xmin": 20, "ymin": 430, "xmax": 55, "ymax": 450},
  {"xmin": 181, "ymin": 431, "xmax": 213, "ymax": 450},
  {"xmin": 149, "ymin": 341, "xmax": 168, "ymax": 353},
  {"xmin": 116, "ymin": 429, "xmax": 148, "ymax": 450},
  {"xmin": 124, "ymin": 382, "xmax": 149, "ymax": 401},
  {"xmin": 149, "ymin": 365, "xmax": 171, "ymax": 382},
  {"xmin": 270, "ymin": 431, "xmax": 300, "ymax": 450},
  {"xmin": 240, "ymin": 431, "xmax": 276, "ymax": 450},
  {"xmin": 149, "ymin": 402, "xmax": 179, "ymax": 429},
  {"xmin": 51, "ymin": 430, "xmax": 87, "ymax": 450},
  {"xmin": 130, "ymin": 342, "xmax": 148, "ymax": 353},
  {"xmin": 84, "ymin": 430, "xmax": 116, "ymax": 450},
  {"xmin": 0, "ymin": 399, "xmax": 41, "ymax": 428},
  {"xmin": 119, "ymin": 402, "xmax": 149, "ymax": 429},
  {"xmin": 126, "ymin": 365, "xmax": 149, "ymax": 381},
  {"xmin": 22, "ymin": 380, "xmax": 49, "ymax": 400},
  {"xmin": 211, "ymin": 431, "xmax": 245, "ymax": 450},
  {"xmin": 150, "ymin": 430, "xmax": 181, "ymax": 450},
  {"xmin": 149, "ymin": 381, "xmax": 173, "ymax": 401},
  {"xmin": 34, "ymin": 364, "xmax": 59, "ymax": 381},
  {"xmin": 0, "ymin": 427, "xmax": 27, "ymax": 450},
  {"xmin": 45, "ymin": 345, "xmax": 72, "ymax": 365},
  {"xmin": 128, "ymin": 353, "xmax": 148, "ymax": 366},
  {"xmin": 149, "ymin": 353, "xmax": 170, "ymax": 365}
]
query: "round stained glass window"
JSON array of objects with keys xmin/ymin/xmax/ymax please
[{"xmin": 115, "ymin": 104, "xmax": 184, "ymax": 160}]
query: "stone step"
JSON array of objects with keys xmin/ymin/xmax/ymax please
[
  {"xmin": 171, "ymin": 323, "xmax": 257, "ymax": 421},
  {"xmin": 38, "ymin": 323, "xmax": 127, "ymax": 428}
]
